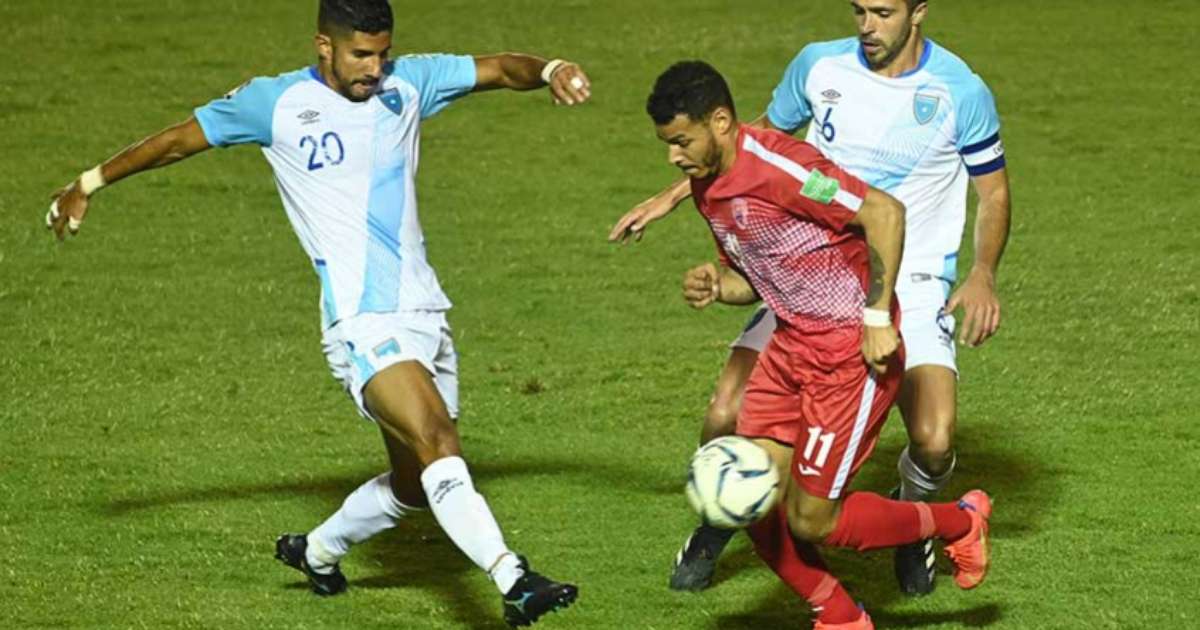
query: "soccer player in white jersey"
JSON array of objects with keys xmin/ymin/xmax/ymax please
[
  {"xmin": 46, "ymin": 1, "xmax": 589, "ymax": 625},
  {"xmin": 611, "ymin": 0, "xmax": 1011, "ymax": 596}
]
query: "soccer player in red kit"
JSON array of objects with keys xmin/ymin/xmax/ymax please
[{"xmin": 646, "ymin": 61, "xmax": 992, "ymax": 630}]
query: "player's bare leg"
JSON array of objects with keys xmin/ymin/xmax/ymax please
[
  {"xmin": 700, "ymin": 346, "xmax": 758, "ymax": 443},
  {"xmin": 893, "ymin": 364, "xmax": 958, "ymax": 596},
  {"xmin": 670, "ymin": 346, "xmax": 760, "ymax": 591}
]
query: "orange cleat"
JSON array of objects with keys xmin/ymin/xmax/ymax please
[
  {"xmin": 944, "ymin": 489, "xmax": 992, "ymax": 589},
  {"xmin": 814, "ymin": 610, "xmax": 874, "ymax": 630}
]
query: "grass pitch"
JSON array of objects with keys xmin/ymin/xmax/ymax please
[{"xmin": 2, "ymin": 1, "xmax": 1198, "ymax": 628}]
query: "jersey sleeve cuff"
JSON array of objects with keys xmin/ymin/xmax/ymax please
[{"xmin": 192, "ymin": 107, "xmax": 225, "ymax": 148}]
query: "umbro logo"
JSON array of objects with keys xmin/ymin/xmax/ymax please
[
  {"xmin": 821, "ymin": 89, "xmax": 842, "ymax": 102},
  {"xmin": 432, "ymin": 478, "xmax": 464, "ymax": 504},
  {"xmin": 298, "ymin": 110, "xmax": 321, "ymax": 124}
]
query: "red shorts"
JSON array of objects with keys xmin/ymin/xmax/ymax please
[{"xmin": 736, "ymin": 323, "xmax": 903, "ymax": 500}]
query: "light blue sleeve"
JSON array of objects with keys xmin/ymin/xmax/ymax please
[
  {"xmin": 952, "ymin": 76, "xmax": 1002, "ymax": 152},
  {"xmin": 389, "ymin": 54, "xmax": 477, "ymax": 119},
  {"xmin": 194, "ymin": 75, "xmax": 294, "ymax": 147},
  {"xmin": 766, "ymin": 47, "xmax": 819, "ymax": 132}
]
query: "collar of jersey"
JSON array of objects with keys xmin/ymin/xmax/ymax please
[{"xmin": 856, "ymin": 37, "xmax": 932, "ymax": 78}]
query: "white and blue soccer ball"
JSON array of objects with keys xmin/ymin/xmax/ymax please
[{"xmin": 685, "ymin": 436, "xmax": 780, "ymax": 529}]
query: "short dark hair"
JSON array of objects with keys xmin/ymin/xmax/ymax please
[
  {"xmin": 318, "ymin": 0, "xmax": 394, "ymax": 36},
  {"xmin": 646, "ymin": 61, "xmax": 736, "ymax": 126}
]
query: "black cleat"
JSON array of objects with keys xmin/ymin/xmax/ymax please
[
  {"xmin": 669, "ymin": 524, "xmax": 736, "ymax": 592},
  {"xmin": 502, "ymin": 557, "xmax": 578, "ymax": 627},
  {"xmin": 891, "ymin": 489, "xmax": 936, "ymax": 596},
  {"xmin": 274, "ymin": 533, "xmax": 348, "ymax": 597}
]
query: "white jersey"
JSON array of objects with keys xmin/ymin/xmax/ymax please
[
  {"xmin": 194, "ymin": 55, "xmax": 476, "ymax": 329},
  {"xmin": 767, "ymin": 38, "xmax": 1005, "ymax": 284}
]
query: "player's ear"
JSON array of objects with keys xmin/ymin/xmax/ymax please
[
  {"xmin": 710, "ymin": 107, "xmax": 734, "ymax": 136},
  {"xmin": 909, "ymin": 1, "xmax": 928, "ymax": 28},
  {"xmin": 315, "ymin": 33, "xmax": 334, "ymax": 64}
]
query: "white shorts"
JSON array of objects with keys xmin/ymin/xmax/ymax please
[
  {"xmin": 730, "ymin": 304, "xmax": 777, "ymax": 351},
  {"xmin": 322, "ymin": 310, "xmax": 460, "ymax": 421},
  {"xmin": 896, "ymin": 274, "xmax": 957, "ymax": 373},
  {"xmin": 730, "ymin": 276, "xmax": 957, "ymax": 373}
]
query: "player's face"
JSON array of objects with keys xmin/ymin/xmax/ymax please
[
  {"xmin": 852, "ymin": 0, "xmax": 923, "ymax": 70},
  {"xmin": 321, "ymin": 30, "xmax": 392, "ymax": 102},
  {"xmin": 656, "ymin": 114, "xmax": 722, "ymax": 179}
]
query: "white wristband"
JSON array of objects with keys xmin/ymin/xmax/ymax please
[
  {"xmin": 540, "ymin": 59, "xmax": 566, "ymax": 84},
  {"xmin": 863, "ymin": 307, "xmax": 891, "ymax": 327},
  {"xmin": 80, "ymin": 166, "xmax": 106, "ymax": 196}
]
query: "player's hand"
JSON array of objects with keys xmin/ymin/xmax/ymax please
[
  {"xmin": 548, "ymin": 62, "xmax": 591, "ymax": 106},
  {"xmin": 861, "ymin": 324, "xmax": 901, "ymax": 375},
  {"xmin": 683, "ymin": 263, "xmax": 721, "ymax": 309},
  {"xmin": 946, "ymin": 271, "xmax": 1001, "ymax": 347},
  {"xmin": 46, "ymin": 180, "xmax": 90, "ymax": 241},
  {"xmin": 609, "ymin": 190, "xmax": 676, "ymax": 243}
]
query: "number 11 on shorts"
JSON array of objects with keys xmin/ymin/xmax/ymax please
[{"xmin": 799, "ymin": 427, "xmax": 835, "ymax": 475}]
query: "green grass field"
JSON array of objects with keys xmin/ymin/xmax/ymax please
[{"xmin": 3, "ymin": 1, "xmax": 1199, "ymax": 628}]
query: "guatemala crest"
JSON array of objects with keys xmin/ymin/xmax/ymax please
[
  {"xmin": 913, "ymin": 93, "xmax": 939, "ymax": 125},
  {"xmin": 377, "ymin": 88, "xmax": 404, "ymax": 115},
  {"xmin": 731, "ymin": 198, "xmax": 749, "ymax": 228}
]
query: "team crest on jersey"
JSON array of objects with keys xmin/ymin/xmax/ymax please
[
  {"xmin": 913, "ymin": 93, "xmax": 940, "ymax": 125},
  {"xmin": 378, "ymin": 88, "xmax": 404, "ymax": 115},
  {"xmin": 731, "ymin": 198, "xmax": 750, "ymax": 228}
]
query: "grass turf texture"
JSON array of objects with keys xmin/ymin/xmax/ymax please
[{"xmin": 3, "ymin": 0, "xmax": 1199, "ymax": 628}]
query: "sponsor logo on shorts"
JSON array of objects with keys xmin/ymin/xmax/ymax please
[
  {"xmin": 936, "ymin": 309, "xmax": 954, "ymax": 347},
  {"xmin": 797, "ymin": 464, "xmax": 822, "ymax": 477},
  {"xmin": 374, "ymin": 338, "xmax": 401, "ymax": 358}
]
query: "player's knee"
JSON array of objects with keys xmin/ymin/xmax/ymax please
[
  {"xmin": 784, "ymin": 496, "xmax": 837, "ymax": 543},
  {"xmin": 406, "ymin": 417, "xmax": 461, "ymax": 463},
  {"xmin": 703, "ymin": 397, "xmax": 740, "ymax": 440},
  {"xmin": 907, "ymin": 416, "xmax": 955, "ymax": 468}
]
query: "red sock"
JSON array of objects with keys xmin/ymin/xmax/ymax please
[
  {"xmin": 823, "ymin": 492, "xmax": 972, "ymax": 552},
  {"xmin": 748, "ymin": 507, "xmax": 860, "ymax": 625}
]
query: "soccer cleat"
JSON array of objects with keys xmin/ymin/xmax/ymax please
[
  {"xmin": 502, "ymin": 557, "xmax": 578, "ymax": 627},
  {"xmin": 943, "ymin": 490, "xmax": 992, "ymax": 589},
  {"xmin": 669, "ymin": 524, "xmax": 736, "ymax": 591},
  {"xmin": 890, "ymin": 488, "xmax": 937, "ymax": 596},
  {"xmin": 814, "ymin": 610, "xmax": 874, "ymax": 630},
  {"xmin": 274, "ymin": 533, "xmax": 348, "ymax": 597}
]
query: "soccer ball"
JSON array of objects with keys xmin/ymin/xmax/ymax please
[{"xmin": 685, "ymin": 436, "xmax": 780, "ymax": 529}]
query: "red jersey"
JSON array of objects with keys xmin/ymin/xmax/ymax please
[{"xmin": 692, "ymin": 125, "xmax": 872, "ymax": 335}]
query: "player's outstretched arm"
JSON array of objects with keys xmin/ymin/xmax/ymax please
[
  {"xmin": 47, "ymin": 117, "xmax": 212, "ymax": 240},
  {"xmin": 849, "ymin": 187, "xmax": 906, "ymax": 374},
  {"xmin": 608, "ymin": 115, "xmax": 788, "ymax": 245},
  {"xmin": 609, "ymin": 178, "xmax": 691, "ymax": 244},
  {"xmin": 473, "ymin": 54, "xmax": 591, "ymax": 106},
  {"xmin": 948, "ymin": 167, "xmax": 1011, "ymax": 347}
]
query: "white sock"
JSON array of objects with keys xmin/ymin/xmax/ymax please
[
  {"xmin": 306, "ymin": 472, "xmax": 417, "ymax": 574},
  {"xmin": 897, "ymin": 445, "xmax": 956, "ymax": 502},
  {"xmin": 421, "ymin": 456, "xmax": 524, "ymax": 593}
]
